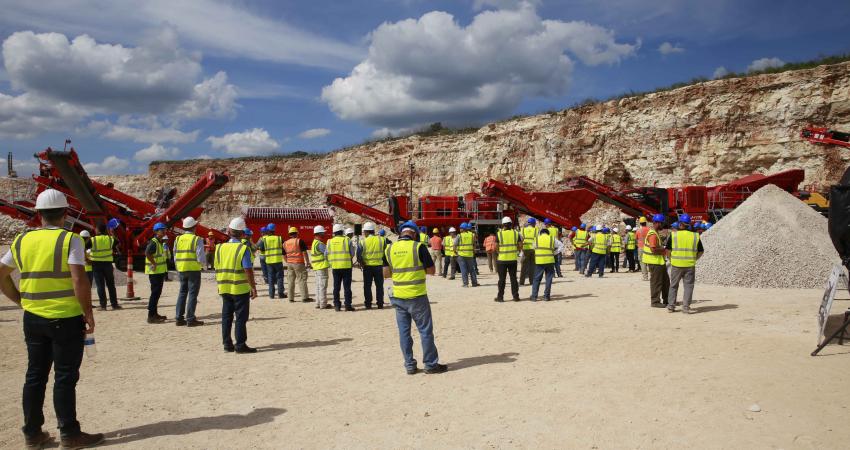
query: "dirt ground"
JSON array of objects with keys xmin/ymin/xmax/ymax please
[{"xmin": 1, "ymin": 259, "xmax": 849, "ymax": 449}]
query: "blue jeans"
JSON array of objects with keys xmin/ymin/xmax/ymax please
[
  {"xmin": 362, "ymin": 265, "xmax": 384, "ymax": 307},
  {"xmin": 267, "ymin": 262, "xmax": 285, "ymax": 298},
  {"xmin": 586, "ymin": 253, "xmax": 606, "ymax": 277},
  {"xmin": 259, "ymin": 257, "xmax": 268, "ymax": 284},
  {"xmin": 458, "ymin": 256, "xmax": 478, "ymax": 286},
  {"xmin": 576, "ymin": 249, "xmax": 590, "ymax": 273},
  {"xmin": 390, "ymin": 295, "xmax": 439, "ymax": 370},
  {"xmin": 176, "ymin": 271, "xmax": 201, "ymax": 321},
  {"xmin": 530, "ymin": 264, "xmax": 555, "ymax": 299},
  {"xmin": 555, "ymin": 254, "xmax": 563, "ymax": 277},
  {"xmin": 221, "ymin": 293, "xmax": 250, "ymax": 349},
  {"xmin": 332, "ymin": 268, "xmax": 353, "ymax": 308}
]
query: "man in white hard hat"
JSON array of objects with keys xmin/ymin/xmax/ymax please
[
  {"xmin": 328, "ymin": 224, "xmax": 356, "ymax": 311},
  {"xmin": 624, "ymin": 225, "xmax": 637, "ymax": 272},
  {"xmin": 309, "ymin": 225, "xmax": 331, "ymax": 309},
  {"xmin": 494, "ymin": 216, "xmax": 521, "ymax": 302},
  {"xmin": 357, "ymin": 222, "xmax": 387, "ymax": 309},
  {"xmin": 0, "ymin": 189, "xmax": 104, "ymax": 448},
  {"xmin": 79, "ymin": 230, "xmax": 93, "ymax": 285},
  {"xmin": 216, "ymin": 217, "xmax": 259, "ymax": 353},
  {"xmin": 174, "ymin": 217, "xmax": 206, "ymax": 327},
  {"xmin": 442, "ymin": 227, "xmax": 458, "ymax": 279}
]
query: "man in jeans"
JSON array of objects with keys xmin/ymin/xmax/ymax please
[
  {"xmin": 257, "ymin": 224, "xmax": 286, "ymax": 299},
  {"xmin": 454, "ymin": 223, "xmax": 479, "ymax": 287},
  {"xmin": 441, "ymin": 227, "xmax": 458, "ymax": 279},
  {"xmin": 216, "ymin": 217, "xmax": 259, "ymax": 353},
  {"xmin": 530, "ymin": 228, "xmax": 556, "ymax": 301},
  {"xmin": 0, "ymin": 189, "xmax": 103, "ymax": 448},
  {"xmin": 174, "ymin": 216, "xmax": 206, "ymax": 327},
  {"xmin": 665, "ymin": 215, "xmax": 704, "ymax": 314},
  {"xmin": 145, "ymin": 223, "xmax": 169, "ymax": 323},
  {"xmin": 384, "ymin": 220, "xmax": 447, "ymax": 375},
  {"xmin": 642, "ymin": 214, "xmax": 670, "ymax": 308}
]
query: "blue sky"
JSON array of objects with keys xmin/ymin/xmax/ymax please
[{"xmin": 0, "ymin": 0, "xmax": 848, "ymax": 175}]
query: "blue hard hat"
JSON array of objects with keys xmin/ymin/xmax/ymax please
[
  {"xmin": 527, "ymin": 218, "xmax": 537, "ymax": 225},
  {"xmin": 603, "ymin": 227, "xmax": 610, "ymax": 233},
  {"xmin": 107, "ymin": 218, "xmax": 120, "ymax": 230},
  {"xmin": 244, "ymin": 228, "xmax": 253, "ymax": 236},
  {"xmin": 706, "ymin": 223, "xmax": 713, "ymax": 229},
  {"xmin": 400, "ymin": 220, "xmax": 418, "ymax": 232},
  {"xmin": 419, "ymin": 226, "xmax": 426, "ymax": 232},
  {"xmin": 152, "ymin": 222, "xmax": 166, "ymax": 231},
  {"xmin": 571, "ymin": 226, "xmax": 577, "ymax": 231},
  {"xmin": 580, "ymin": 223, "xmax": 586, "ymax": 229},
  {"xmin": 378, "ymin": 229, "xmax": 386, "ymax": 236},
  {"xmin": 544, "ymin": 218, "xmax": 552, "ymax": 225},
  {"xmin": 671, "ymin": 221, "xmax": 679, "ymax": 228},
  {"xmin": 266, "ymin": 223, "xmax": 276, "ymax": 231},
  {"xmin": 652, "ymin": 213, "xmax": 665, "ymax": 223},
  {"xmin": 679, "ymin": 213, "xmax": 691, "ymax": 224}
]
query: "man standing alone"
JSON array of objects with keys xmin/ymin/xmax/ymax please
[{"xmin": 174, "ymin": 216, "xmax": 205, "ymax": 327}]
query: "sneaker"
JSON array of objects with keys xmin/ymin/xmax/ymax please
[
  {"xmin": 187, "ymin": 320, "xmax": 205, "ymax": 327},
  {"xmin": 683, "ymin": 308, "xmax": 694, "ymax": 314},
  {"xmin": 235, "ymin": 346, "xmax": 258, "ymax": 354},
  {"xmin": 406, "ymin": 366, "xmax": 418, "ymax": 375},
  {"xmin": 59, "ymin": 431, "xmax": 104, "ymax": 449},
  {"xmin": 424, "ymin": 364, "xmax": 448, "ymax": 374},
  {"xmin": 24, "ymin": 431, "xmax": 50, "ymax": 449},
  {"xmin": 175, "ymin": 319, "xmax": 187, "ymax": 326},
  {"xmin": 667, "ymin": 306, "xmax": 676, "ymax": 313}
]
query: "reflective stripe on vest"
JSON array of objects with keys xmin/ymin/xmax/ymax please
[
  {"xmin": 327, "ymin": 236, "xmax": 352, "ymax": 269},
  {"xmin": 362, "ymin": 235, "xmax": 386, "ymax": 266},
  {"xmin": 263, "ymin": 235, "xmax": 283, "ymax": 264},
  {"xmin": 444, "ymin": 235, "xmax": 457, "ymax": 256},
  {"xmin": 174, "ymin": 234, "xmax": 201, "ymax": 272},
  {"xmin": 11, "ymin": 229, "xmax": 82, "ymax": 319},
  {"xmin": 591, "ymin": 233, "xmax": 608, "ymax": 255},
  {"xmin": 310, "ymin": 239, "xmax": 329, "ymax": 270},
  {"xmin": 284, "ymin": 238, "xmax": 305, "ymax": 264},
  {"xmin": 145, "ymin": 238, "xmax": 167, "ymax": 274},
  {"xmin": 497, "ymin": 229, "xmax": 519, "ymax": 262},
  {"xmin": 573, "ymin": 229, "xmax": 588, "ymax": 249},
  {"xmin": 522, "ymin": 226, "xmax": 537, "ymax": 249},
  {"xmin": 457, "ymin": 231, "xmax": 475, "ymax": 257},
  {"xmin": 534, "ymin": 233, "xmax": 555, "ymax": 264},
  {"xmin": 610, "ymin": 234, "xmax": 622, "ymax": 253},
  {"xmin": 670, "ymin": 230, "xmax": 699, "ymax": 268},
  {"xmin": 215, "ymin": 243, "xmax": 250, "ymax": 295},
  {"xmin": 386, "ymin": 239, "xmax": 427, "ymax": 299},
  {"xmin": 641, "ymin": 230, "xmax": 665, "ymax": 265},
  {"xmin": 626, "ymin": 232, "xmax": 637, "ymax": 250},
  {"xmin": 90, "ymin": 235, "xmax": 114, "ymax": 262}
]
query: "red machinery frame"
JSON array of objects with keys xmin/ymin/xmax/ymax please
[
  {"xmin": 481, "ymin": 180, "xmax": 597, "ymax": 228},
  {"xmin": 242, "ymin": 206, "xmax": 333, "ymax": 246},
  {"xmin": 802, "ymin": 126, "xmax": 850, "ymax": 148}
]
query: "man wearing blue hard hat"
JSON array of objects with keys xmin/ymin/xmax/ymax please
[
  {"xmin": 257, "ymin": 226, "xmax": 269, "ymax": 285},
  {"xmin": 642, "ymin": 214, "xmax": 669, "ymax": 308},
  {"xmin": 664, "ymin": 214, "xmax": 704, "ymax": 313},
  {"xmin": 453, "ymin": 222, "xmax": 480, "ymax": 287},
  {"xmin": 144, "ymin": 222, "xmax": 169, "ymax": 323},
  {"xmin": 384, "ymin": 220, "xmax": 446, "ymax": 375},
  {"xmin": 520, "ymin": 217, "xmax": 538, "ymax": 285}
]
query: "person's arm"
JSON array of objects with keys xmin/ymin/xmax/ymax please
[
  {"xmin": 145, "ymin": 241, "xmax": 157, "ymax": 270},
  {"xmin": 696, "ymin": 239, "xmax": 704, "ymax": 260},
  {"xmin": 420, "ymin": 244, "xmax": 436, "ymax": 275},
  {"xmin": 0, "ymin": 263, "xmax": 20, "ymax": 306},
  {"xmin": 241, "ymin": 251, "xmax": 257, "ymax": 299},
  {"xmin": 70, "ymin": 264, "xmax": 94, "ymax": 333},
  {"xmin": 196, "ymin": 238, "xmax": 205, "ymax": 264}
]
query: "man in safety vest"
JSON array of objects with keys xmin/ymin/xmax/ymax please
[
  {"xmin": 495, "ymin": 216, "xmax": 521, "ymax": 302},
  {"xmin": 454, "ymin": 223, "xmax": 480, "ymax": 287},
  {"xmin": 544, "ymin": 219, "xmax": 563, "ymax": 277},
  {"xmin": 624, "ymin": 225, "xmax": 638, "ymax": 272},
  {"xmin": 573, "ymin": 223, "xmax": 589, "ymax": 274},
  {"xmin": 0, "ymin": 189, "xmax": 104, "ymax": 449},
  {"xmin": 257, "ymin": 223, "xmax": 286, "ymax": 299},
  {"xmin": 216, "ymin": 217, "xmax": 259, "ymax": 353},
  {"xmin": 257, "ymin": 226, "xmax": 269, "ymax": 284},
  {"xmin": 145, "ymin": 222, "xmax": 169, "ymax": 323},
  {"xmin": 310, "ymin": 225, "xmax": 331, "ymax": 309},
  {"xmin": 358, "ymin": 222, "xmax": 387, "ymax": 309},
  {"xmin": 174, "ymin": 216, "xmax": 206, "ymax": 327},
  {"xmin": 530, "ymin": 228, "xmax": 556, "ymax": 301},
  {"xmin": 665, "ymin": 215, "xmax": 704, "ymax": 313},
  {"xmin": 520, "ymin": 218, "xmax": 538, "ymax": 285},
  {"xmin": 384, "ymin": 220, "xmax": 447, "ymax": 375},
  {"xmin": 418, "ymin": 226, "xmax": 429, "ymax": 245},
  {"xmin": 429, "ymin": 228, "xmax": 443, "ymax": 275},
  {"xmin": 636, "ymin": 216, "xmax": 649, "ymax": 280},
  {"xmin": 328, "ymin": 224, "xmax": 356, "ymax": 311},
  {"xmin": 79, "ymin": 230, "xmax": 93, "ymax": 285},
  {"xmin": 609, "ymin": 227, "xmax": 622, "ymax": 273},
  {"xmin": 284, "ymin": 227, "xmax": 312, "ymax": 303},
  {"xmin": 90, "ymin": 222, "xmax": 120, "ymax": 311},
  {"xmin": 586, "ymin": 226, "xmax": 609, "ymax": 278},
  {"xmin": 442, "ymin": 227, "xmax": 458, "ymax": 279},
  {"xmin": 643, "ymin": 214, "xmax": 670, "ymax": 308}
]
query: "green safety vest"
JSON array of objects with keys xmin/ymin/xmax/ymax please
[
  {"xmin": 90, "ymin": 235, "xmax": 114, "ymax": 262},
  {"xmin": 591, "ymin": 233, "xmax": 608, "ymax": 255},
  {"xmin": 215, "ymin": 242, "xmax": 250, "ymax": 295},
  {"xmin": 641, "ymin": 230, "xmax": 665, "ymax": 265},
  {"xmin": 419, "ymin": 232, "xmax": 428, "ymax": 243},
  {"xmin": 327, "ymin": 236, "xmax": 352, "ymax": 269},
  {"xmin": 362, "ymin": 235, "xmax": 386, "ymax": 267},
  {"xmin": 670, "ymin": 230, "xmax": 700, "ymax": 268},
  {"xmin": 174, "ymin": 234, "xmax": 202, "ymax": 272},
  {"xmin": 573, "ymin": 229, "xmax": 588, "ymax": 249},
  {"xmin": 310, "ymin": 239, "xmax": 329, "ymax": 270},
  {"xmin": 610, "ymin": 234, "xmax": 622, "ymax": 253},
  {"xmin": 522, "ymin": 226, "xmax": 538, "ymax": 250},
  {"xmin": 11, "ymin": 229, "xmax": 82, "ymax": 319},
  {"xmin": 626, "ymin": 231, "xmax": 637, "ymax": 250},
  {"xmin": 496, "ymin": 229, "xmax": 519, "ymax": 262},
  {"xmin": 145, "ymin": 238, "xmax": 167, "ymax": 275},
  {"xmin": 444, "ymin": 235, "xmax": 457, "ymax": 256},
  {"xmin": 534, "ymin": 233, "xmax": 555, "ymax": 264},
  {"xmin": 262, "ymin": 235, "xmax": 283, "ymax": 264},
  {"xmin": 457, "ymin": 231, "xmax": 475, "ymax": 258},
  {"xmin": 386, "ymin": 239, "xmax": 427, "ymax": 299}
]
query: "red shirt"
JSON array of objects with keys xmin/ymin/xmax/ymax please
[
  {"xmin": 429, "ymin": 235, "xmax": 443, "ymax": 251},
  {"xmin": 635, "ymin": 226, "xmax": 649, "ymax": 249},
  {"xmin": 484, "ymin": 235, "xmax": 497, "ymax": 252}
]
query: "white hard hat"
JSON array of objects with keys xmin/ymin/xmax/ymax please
[
  {"xmin": 501, "ymin": 216, "xmax": 512, "ymax": 224},
  {"xmin": 363, "ymin": 222, "xmax": 376, "ymax": 231},
  {"xmin": 625, "ymin": 225, "xmax": 632, "ymax": 231},
  {"xmin": 332, "ymin": 223, "xmax": 344, "ymax": 233},
  {"xmin": 35, "ymin": 189, "xmax": 69, "ymax": 210},
  {"xmin": 182, "ymin": 216, "xmax": 198, "ymax": 228},
  {"xmin": 613, "ymin": 227, "xmax": 619, "ymax": 233},
  {"xmin": 596, "ymin": 224, "xmax": 603, "ymax": 230},
  {"xmin": 229, "ymin": 217, "xmax": 247, "ymax": 231},
  {"xmin": 314, "ymin": 225, "xmax": 326, "ymax": 234},
  {"xmin": 449, "ymin": 227, "xmax": 457, "ymax": 233},
  {"xmin": 79, "ymin": 230, "xmax": 91, "ymax": 238},
  {"xmin": 345, "ymin": 228, "xmax": 354, "ymax": 235}
]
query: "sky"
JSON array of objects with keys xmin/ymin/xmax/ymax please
[{"xmin": 0, "ymin": 0, "xmax": 848, "ymax": 175}]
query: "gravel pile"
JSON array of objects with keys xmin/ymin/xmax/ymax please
[
  {"xmin": 697, "ymin": 184, "xmax": 840, "ymax": 289},
  {"xmin": 581, "ymin": 201, "xmax": 625, "ymax": 228}
]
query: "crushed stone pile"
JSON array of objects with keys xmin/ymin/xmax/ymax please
[
  {"xmin": 581, "ymin": 201, "xmax": 625, "ymax": 229},
  {"xmin": 697, "ymin": 184, "xmax": 840, "ymax": 289}
]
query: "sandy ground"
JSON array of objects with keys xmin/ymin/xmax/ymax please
[{"xmin": 1, "ymin": 259, "xmax": 850, "ymax": 449}]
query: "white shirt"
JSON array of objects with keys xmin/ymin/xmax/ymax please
[
  {"xmin": 554, "ymin": 238, "xmax": 565, "ymax": 256},
  {"xmin": 1, "ymin": 226, "xmax": 85, "ymax": 269}
]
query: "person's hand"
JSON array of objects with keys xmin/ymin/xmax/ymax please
[
  {"xmin": 84, "ymin": 311, "xmax": 95, "ymax": 334},
  {"xmin": 150, "ymin": 262, "xmax": 157, "ymax": 271},
  {"xmin": 250, "ymin": 286, "xmax": 258, "ymax": 299}
]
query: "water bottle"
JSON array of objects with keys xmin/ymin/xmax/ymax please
[{"xmin": 84, "ymin": 333, "xmax": 97, "ymax": 359}]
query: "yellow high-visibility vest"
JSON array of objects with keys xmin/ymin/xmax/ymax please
[
  {"xmin": 522, "ymin": 226, "xmax": 538, "ymax": 250},
  {"xmin": 573, "ymin": 229, "xmax": 588, "ymax": 249},
  {"xmin": 457, "ymin": 231, "xmax": 475, "ymax": 258},
  {"xmin": 174, "ymin": 234, "xmax": 201, "ymax": 272},
  {"xmin": 215, "ymin": 242, "xmax": 250, "ymax": 295},
  {"xmin": 262, "ymin": 235, "xmax": 283, "ymax": 264},
  {"xmin": 310, "ymin": 239, "xmax": 329, "ymax": 270},
  {"xmin": 327, "ymin": 236, "xmax": 352, "ymax": 269},
  {"xmin": 90, "ymin": 235, "xmax": 114, "ymax": 262},
  {"xmin": 641, "ymin": 230, "xmax": 665, "ymax": 265},
  {"xmin": 11, "ymin": 229, "xmax": 82, "ymax": 319},
  {"xmin": 444, "ymin": 235, "xmax": 457, "ymax": 256},
  {"xmin": 386, "ymin": 240, "xmax": 427, "ymax": 299},
  {"xmin": 610, "ymin": 234, "xmax": 622, "ymax": 253},
  {"xmin": 626, "ymin": 231, "xmax": 637, "ymax": 250},
  {"xmin": 496, "ymin": 229, "xmax": 519, "ymax": 262},
  {"xmin": 591, "ymin": 233, "xmax": 608, "ymax": 255},
  {"xmin": 670, "ymin": 230, "xmax": 700, "ymax": 268},
  {"xmin": 534, "ymin": 233, "xmax": 555, "ymax": 264},
  {"xmin": 362, "ymin": 235, "xmax": 386, "ymax": 267},
  {"xmin": 145, "ymin": 238, "xmax": 167, "ymax": 275}
]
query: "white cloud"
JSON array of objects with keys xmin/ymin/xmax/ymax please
[
  {"xmin": 103, "ymin": 124, "xmax": 200, "ymax": 144},
  {"xmin": 747, "ymin": 57, "xmax": 785, "ymax": 72},
  {"xmin": 176, "ymin": 71, "xmax": 238, "ymax": 120},
  {"xmin": 133, "ymin": 143, "xmax": 180, "ymax": 162},
  {"xmin": 207, "ymin": 128, "xmax": 280, "ymax": 156},
  {"xmin": 298, "ymin": 128, "xmax": 331, "ymax": 139},
  {"xmin": 0, "ymin": 92, "xmax": 88, "ymax": 139},
  {"xmin": 712, "ymin": 66, "xmax": 729, "ymax": 79},
  {"xmin": 473, "ymin": 0, "xmax": 541, "ymax": 10},
  {"xmin": 658, "ymin": 42, "xmax": 684, "ymax": 55},
  {"xmin": 83, "ymin": 155, "xmax": 130, "ymax": 175},
  {"xmin": 321, "ymin": 4, "xmax": 637, "ymax": 128}
]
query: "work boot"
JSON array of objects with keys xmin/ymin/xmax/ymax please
[
  {"xmin": 424, "ymin": 364, "xmax": 448, "ymax": 374},
  {"xmin": 302, "ymin": 297, "xmax": 314, "ymax": 303},
  {"xmin": 364, "ymin": 304, "xmax": 373, "ymax": 310},
  {"xmin": 512, "ymin": 297, "xmax": 520, "ymax": 302},
  {"xmin": 175, "ymin": 318, "xmax": 187, "ymax": 326},
  {"xmin": 60, "ymin": 431, "xmax": 105, "ymax": 449},
  {"xmin": 97, "ymin": 306, "xmax": 107, "ymax": 312},
  {"xmin": 334, "ymin": 306, "xmax": 341, "ymax": 312},
  {"xmin": 471, "ymin": 283, "xmax": 481, "ymax": 287},
  {"xmin": 406, "ymin": 367, "xmax": 419, "ymax": 375},
  {"xmin": 494, "ymin": 297, "xmax": 504, "ymax": 302},
  {"xmin": 147, "ymin": 316, "xmax": 166, "ymax": 324},
  {"xmin": 111, "ymin": 304, "xmax": 123, "ymax": 310},
  {"xmin": 345, "ymin": 306, "xmax": 356, "ymax": 312},
  {"xmin": 235, "ymin": 346, "xmax": 258, "ymax": 354},
  {"xmin": 187, "ymin": 320, "xmax": 205, "ymax": 327},
  {"xmin": 24, "ymin": 431, "xmax": 50, "ymax": 449},
  {"xmin": 377, "ymin": 304, "xmax": 384, "ymax": 309}
]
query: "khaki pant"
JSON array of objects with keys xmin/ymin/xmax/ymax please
[
  {"xmin": 648, "ymin": 263, "xmax": 669, "ymax": 306},
  {"xmin": 639, "ymin": 248, "xmax": 649, "ymax": 280},
  {"xmin": 486, "ymin": 252, "xmax": 497, "ymax": 272},
  {"xmin": 669, "ymin": 266, "xmax": 695, "ymax": 311},
  {"xmin": 430, "ymin": 249, "xmax": 442, "ymax": 275},
  {"xmin": 286, "ymin": 263, "xmax": 309, "ymax": 301},
  {"xmin": 314, "ymin": 268, "xmax": 328, "ymax": 307}
]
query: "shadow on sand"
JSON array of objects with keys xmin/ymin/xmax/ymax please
[
  {"xmin": 256, "ymin": 338, "xmax": 353, "ymax": 353},
  {"xmin": 450, "ymin": 352, "xmax": 519, "ymax": 371}
]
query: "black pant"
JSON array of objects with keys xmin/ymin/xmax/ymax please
[
  {"xmin": 625, "ymin": 249, "xmax": 636, "ymax": 271},
  {"xmin": 147, "ymin": 273, "xmax": 166, "ymax": 317},
  {"xmin": 22, "ymin": 312, "xmax": 84, "ymax": 438},
  {"xmin": 92, "ymin": 261, "xmax": 118, "ymax": 308},
  {"xmin": 86, "ymin": 271, "xmax": 92, "ymax": 285},
  {"xmin": 221, "ymin": 293, "xmax": 250, "ymax": 349},
  {"xmin": 332, "ymin": 268, "xmax": 353, "ymax": 308},
  {"xmin": 362, "ymin": 265, "xmax": 384, "ymax": 307},
  {"xmin": 496, "ymin": 261, "xmax": 519, "ymax": 300},
  {"xmin": 609, "ymin": 252, "xmax": 620, "ymax": 272}
]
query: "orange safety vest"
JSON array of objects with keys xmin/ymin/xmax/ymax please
[{"xmin": 284, "ymin": 238, "xmax": 305, "ymax": 264}]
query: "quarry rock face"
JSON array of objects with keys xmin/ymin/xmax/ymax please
[{"xmin": 39, "ymin": 62, "xmax": 850, "ymax": 228}]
